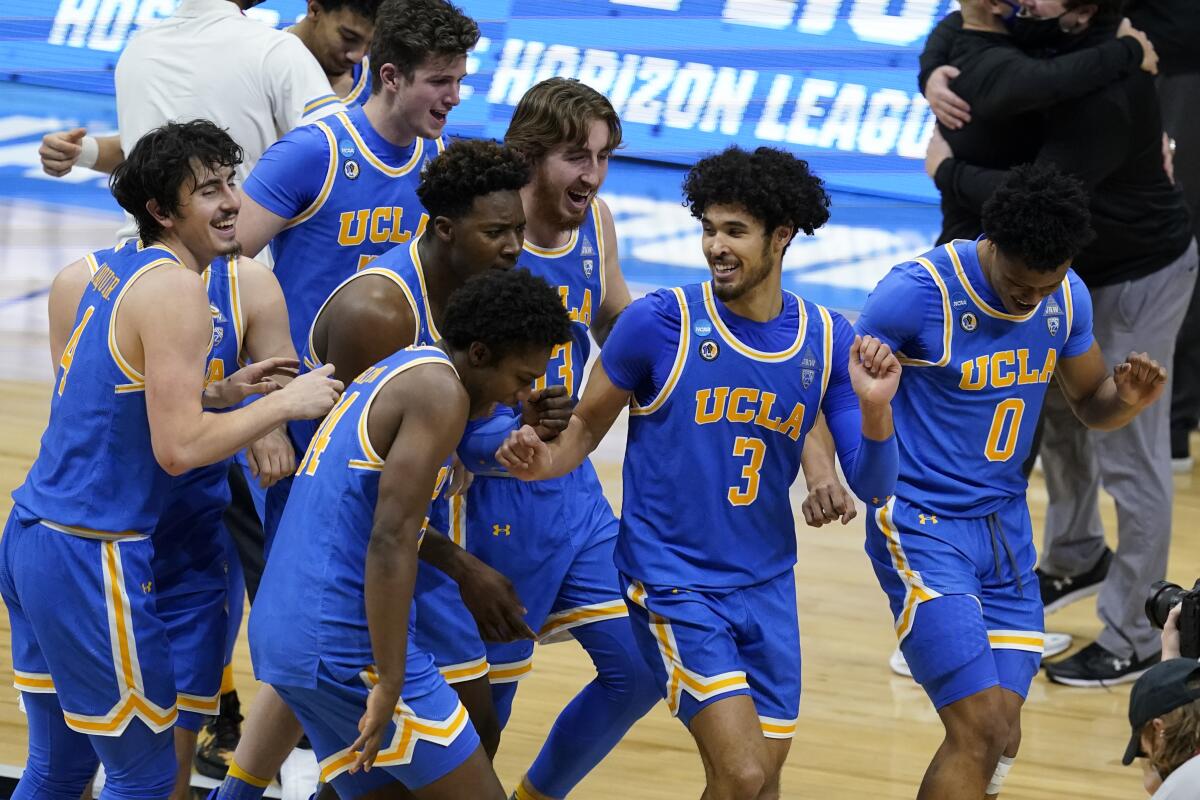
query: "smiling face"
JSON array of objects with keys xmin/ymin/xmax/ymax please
[
  {"xmin": 155, "ymin": 159, "xmax": 241, "ymax": 265},
  {"xmin": 527, "ymin": 117, "xmax": 612, "ymax": 232},
  {"xmin": 389, "ymin": 53, "xmax": 467, "ymax": 140},
  {"xmin": 700, "ymin": 203, "xmax": 790, "ymax": 303},
  {"xmin": 984, "ymin": 239, "xmax": 1070, "ymax": 315}
]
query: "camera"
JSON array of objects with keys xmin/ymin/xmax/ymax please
[{"xmin": 1146, "ymin": 580, "xmax": 1200, "ymax": 659}]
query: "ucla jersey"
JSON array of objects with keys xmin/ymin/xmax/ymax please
[
  {"xmin": 267, "ymin": 107, "xmax": 445, "ymax": 353},
  {"xmin": 874, "ymin": 239, "xmax": 1083, "ymax": 517},
  {"xmin": 343, "ymin": 56, "xmax": 371, "ymax": 107},
  {"xmin": 251, "ymin": 346, "xmax": 455, "ymax": 685},
  {"xmin": 520, "ymin": 199, "xmax": 606, "ymax": 402},
  {"xmin": 617, "ymin": 282, "xmax": 834, "ymax": 589},
  {"xmin": 153, "ymin": 255, "xmax": 244, "ymax": 577},
  {"xmin": 12, "ymin": 241, "xmax": 189, "ymax": 536}
]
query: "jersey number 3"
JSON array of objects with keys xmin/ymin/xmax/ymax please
[{"xmin": 727, "ymin": 436, "xmax": 765, "ymax": 506}]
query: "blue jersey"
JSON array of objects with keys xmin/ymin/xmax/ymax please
[
  {"xmin": 152, "ymin": 255, "xmax": 245, "ymax": 583},
  {"xmin": 343, "ymin": 56, "xmax": 371, "ymax": 107},
  {"xmin": 244, "ymin": 104, "xmax": 446, "ymax": 354},
  {"xmin": 856, "ymin": 238, "xmax": 1093, "ymax": 517},
  {"xmin": 12, "ymin": 241, "xmax": 186, "ymax": 536},
  {"xmin": 251, "ymin": 346, "xmax": 455, "ymax": 686},
  {"xmin": 604, "ymin": 282, "xmax": 843, "ymax": 589}
]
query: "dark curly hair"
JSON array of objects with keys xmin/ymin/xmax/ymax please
[
  {"xmin": 417, "ymin": 139, "xmax": 531, "ymax": 220},
  {"xmin": 370, "ymin": 0, "xmax": 478, "ymax": 88},
  {"xmin": 682, "ymin": 146, "xmax": 831, "ymax": 241},
  {"xmin": 110, "ymin": 119, "xmax": 242, "ymax": 246},
  {"xmin": 314, "ymin": 0, "xmax": 382, "ymax": 17},
  {"xmin": 505, "ymin": 78, "xmax": 622, "ymax": 163},
  {"xmin": 441, "ymin": 268, "xmax": 571, "ymax": 360},
  {"xmin": 982, "ymin": 163, "xmax": 1094, "ymax": 272}
]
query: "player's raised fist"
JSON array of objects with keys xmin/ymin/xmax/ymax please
[
  {"xmin": 280, "ymin": 362, "xmax": 344, "ymax": 419},
  {"xmin": 39, "ymin": 128, "xmax": 87, "ymax": 177},
  {"xmin": 849, "ymin": 334, "xmax": 901, "ymax": 407},
  {"xmin": 523, "ymin": 384, "xmax": 574, "ymax": 440},
  {"xmin": 495, "ymin": 424, "xmax": 552, "ymax": 480},
  {"xmin": 1113, "ymin": 351, "xmax": 1167, "ymax": 408}
]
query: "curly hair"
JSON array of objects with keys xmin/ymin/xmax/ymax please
[
  {"xmin": 981, "ymin": 163, "xmax": 1094, "ymax": 272},
  {"xmin": 417, "ymin": 139, "xmax": 531, "ymax": 220},
  {"xmin": 110, "ymin": 119, "xmax": 242, "ymax": 246},
  {"xmin": 370, "ymin": 0, "xmax": 478, "ymax": 87},
  {"xmin": 505, "ymin": 78, "xmax": 622, "ymax": 163},
  {"xmin": 682, "ymin": 146, "xmax": 831, "ymax": 238},
  {"xmin": 441, "ymin": 268, "xmax": 572, "ymax": 359}
]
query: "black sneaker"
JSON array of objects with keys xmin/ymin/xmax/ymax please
[
  {"xmin": 195, "ymin": 690, "xmax": 243, "ymax": 780},
  {"xmin": 1044, "ymin": 641, "xmax": 1160, "ymax": 687},
  {"xmin": 1036, "ymin": 547, "xmax": 1112, "ymax": 614}
]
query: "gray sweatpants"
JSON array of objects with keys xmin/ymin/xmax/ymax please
[{"xmin": 1039, "ymin": 239, "xmax": 1198, "ymax": 660}]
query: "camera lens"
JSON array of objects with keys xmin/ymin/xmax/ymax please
[{"xmin": 1145, "ymin": 580, "xmax": 1186, "ymax": 629}]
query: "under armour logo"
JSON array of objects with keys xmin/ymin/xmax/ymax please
[
  {"xmin": 492, "ymin": 524, "xmax": 511, "ymax": 537},
  {"xmin": 918, "ymin": 514, "xmax": 938, "ymax": 525},
  {"xmin": 141, "ymin": 581, "xmax": 153, "ymax": 593}
]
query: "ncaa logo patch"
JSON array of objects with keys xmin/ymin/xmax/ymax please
[
  {"xmin": 960, "ymin": 312, "xmax": 978, "ymax": 332},
  {"xmin": 699, "ymin": 340, "xmax": 720, "ymax": 361},
  {"xmin": 583, "ymin": 259, "xmax": 594, "ymax": 278},
  {"xmin": 693, "ymin": 318, "xmax": 712, "ymax": 337},
  {"xmin": 338, "ymin": 139, "xmax": 356, "ymax": 158},
  {"xmin": 801, "ymin": 368, "xmax": 815, "ymax": 389},
  {"xmin": 344, "ymin": 160, "xmax": 360, "ymax": 180}
]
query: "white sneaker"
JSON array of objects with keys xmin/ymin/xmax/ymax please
[
  {"xmin": 889, "ymin": 631, "xmax": 1074, "ymax": 679},
  {"xmin": 280, "ymin": 746, "xmax": 320, "ymax": 800},
  {"xmin": 1172, "ymin": 456, "xmax": 1193, "ymax": 474}
]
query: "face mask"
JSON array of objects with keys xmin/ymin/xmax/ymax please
[{"xmin": 1005, "ymin": 12, "xmax": 1074, "ymax": 51}]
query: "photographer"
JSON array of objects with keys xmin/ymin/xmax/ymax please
[{"xmin": 1122, "ymin": 653, "xmax": 1200, "ymax": 798}]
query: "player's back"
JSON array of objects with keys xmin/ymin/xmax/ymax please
[
  {"xmin": 258, "ymin": 106, "xmax": 446, "ymax": 353},
  {"xmin": 617, "ymin": 282, "xmax": 835, "ymax": 590},
  {"xmin": 863, "ymin": 238, "xmax": 1088, "ymax": 517},
  {"xmin": 250, "ymin": 346, "xmax": 454, "ymax": 687},
  {"xmin": 12, "ymin": 241, "xmax": 185, "ymax": 536}
]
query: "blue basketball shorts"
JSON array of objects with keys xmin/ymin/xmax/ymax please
[
  {"xmin": 864, "ymin": 496, "xmax": 1044, "ymax": 710},
  {"xmin": 620, "ymin": 570, "xmax": 801, "ymax": 738},
  {"xmin": 0, "ymin": 512, "xmax": 178, "ymax": 736},
  {"xmin": 411, "ymin": 560, "xmax": 489, "ymax": 685},
  {"xmin": 273, "ymin": 658, "xmax": 480, "ymax": 792},
  {"xmin": 451, "ymin": 462, "xmax": 627, "ymax": 685}
]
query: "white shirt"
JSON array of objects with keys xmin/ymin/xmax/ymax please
[
  {"xmin": 113, "ymin": 0, "xmax": 342, "ymax": 242},
  {"xmin": 1153, "ymin": 754, "xmax": 1200, "ymax": 800}
]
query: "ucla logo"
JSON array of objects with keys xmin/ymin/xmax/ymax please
[
  {"xmin": 960, "ymin": 312, "xmax": 978, "ymax": 332},
  {"xmin": 1047, "ymin": 316, "xmax": 1060, "ymax": 336},
  {"xmin": 693, "ymin": 318, "xmax": 712, "ymax": 337},
  {"xmin": 344, "ymin": 160, "xmax": 360, "ymax": 180},
  {"xmin": 338, "ymin": 138, "xmax": 356, "ymax": 158},
  {"xmin": 801, "ymin": 368, "xmax": 815, "ymax": 389},
  {"xmin": 699, "ymin": 340, "xmax": 720, "ymax": 361},
  {"xmin": 583, "ymin": 258, "xmax": 594, "ymax": 278},
  {"xmin": 581, "ymin": 236, "xmax": 596, "ymax": 257},
  {"xmin": 492, "ymin": 524, "xmax": 511, "ymax": 537}
]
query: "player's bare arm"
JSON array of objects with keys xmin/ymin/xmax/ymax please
[
  {"xmin": 1056, "ymin": 341, "xmax": 1168, "ymax": 431},
  {"xmin": 127, "ymin": 266, "xmax": 343, "ymax": 475},
  {"xmin": 234, "ymin": 191, "xmax": 292, "ymax": 261},
  {"xmin": 320, "ymin": 275, "xmax": 419, "ymax": 385},
  {"xmin": 497, "ymin": 358, "xmax": 630, "ymax": 481},
  {"xmin": 354, "ymin": 365, "xmax": 470, "ymax": 772},
  {"xmin": 591, "ymin": 197, "xmax": 632, "ymax": 345}
]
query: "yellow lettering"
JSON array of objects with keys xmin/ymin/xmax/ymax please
[
  {"xmin": 727, "ymin": 388, "xmax": 758, "ymax": 423},
  {"xmin": 959, "ymin": 355, "xmax": 987, "ymax": 391},
  {"xmin": 206, "ymin": 358, "xmax": 225, "ymax": 387},
  {"xmin": 337, "ymin": 210, "xmax": 369, "ymax": 246},
  {"xmin": 369, "ymin": 207, "xmax": 392, "ymax": 243},
  {"xmin": 356, "ymin": 365, "xmax": 387, "ymax": 384},
  {"xmin": 1016, "ymin": 349, "xmax": 1041, "ymax": 385},
  {"xmin": 695, "ymin": 387, "xmax": 729, "ymax": 425},
  {"xmin": 777, "ymin": 402, "xmax": 807, "ymax": 441},
  {"xmin": 90, "ymin": 265, "xmax": 120, "ymax": 300},
  {"xmin": 754, "ymin": 391, "xmax": 783, "ymax": 432},
  {"xmin": 991, "ymin": 351, "xmax": 1016, "ymax": 389},
  {"xmin": 356, "ymin": 254, "xmax": 377, "ymax": 271},
  {"xmin": 578, "ymin": 288, "xmax": 593, "ymax": 327},
  {"xmin": 1040, "ymin": 349, "xmax": 1058, "ymax": 382},
  {"xmin": 297, "ymin": 391, "xmax": 360, "ymax": 476}
]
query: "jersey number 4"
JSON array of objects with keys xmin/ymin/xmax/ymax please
[
  {"xmin": 57, "ymin": 306, "xmax": 96, "ymax": 396},
  {"xmin": 728, "ymin": 436, "xmax": 765, "ymax": 506}
]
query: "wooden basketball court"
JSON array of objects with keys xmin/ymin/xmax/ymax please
[{"xmin": 0, "ymin": 203, "xmax": 1194, "ymax": 798}]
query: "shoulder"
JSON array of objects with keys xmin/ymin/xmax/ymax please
[
  {"xmin": 389, "ymin": 356, "xmax": 469, "ymax": 417},
  {"xmin": 629, "ymin": 287, "xmax": 685, "ymax": 325},
  {"xmin": 51, "ymin": 258, "xmax": 93, "ymax": 299}
]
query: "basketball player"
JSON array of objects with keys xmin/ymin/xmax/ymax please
[
  {"xmin": 853, "ymin": 164, "xmax": 1167, "ymax": 800},
  {"xmin": 288, "ymin": 0, "xmax": 379, "ymax": 104},
  {"xmin": 497, "ymin": 145, "xmax": 901, "ymax": 800},
  {"xmin": 248, "ymin": 268, "xmax": 572, "ymax": 797},
  {"xmin": 0, "ymin": 119, "xmax": 342, "ymax": 797}
]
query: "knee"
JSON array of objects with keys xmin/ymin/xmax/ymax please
[
  {"xmin": 947, "ymin": 711, "xmax": 1011, "ymax": 764},
  {"xmin": 708, "ymin": 759, "xmax": 766, "ymax": 800},
  {"xmin": 583, "ymin": 619, "xmax": 660, "ymax": 714}
]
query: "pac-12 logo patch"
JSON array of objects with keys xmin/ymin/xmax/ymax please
[
  {"xmin": 959, "ymin": 312, "xmax": 978, "ymax": 332},
  {"xmin": 344, "ymin": 160, "xmax": 360, "ymax": 180},
  {"xmin": 1047, "ymin": 316, "xmax": 1060, "ymax": 336},
  {"xmin": 699, "ymin": 340, "xmax": 720, "ymax": 361},
  {"xmin": 801, "ymin": 368, "xmax": 815, "ymax": 389},
  {"xmin": 582, "ymin": 258, "xmax": 594, "ymax": 278},
  {"xmin": 693, "ymin": 318, "xmax": 712, "ymax": 337},
  {"xmin": 211, "ymin": 325, "xmax": 225, "ymax": 349}
]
